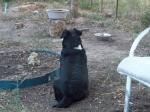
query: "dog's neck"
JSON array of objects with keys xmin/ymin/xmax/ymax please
[{"xmin": 74, "ymin": 44, "xmax": 83, "ymax": 50}]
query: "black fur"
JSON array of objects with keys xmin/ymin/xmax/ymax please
[{"xmin": 53, "ymin": 28, "xmax": 89, "ymax": 108}]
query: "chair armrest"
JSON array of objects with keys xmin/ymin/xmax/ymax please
[{"xmin": 129, "ymin": 27, "xmax": 150, "ymax": 57}]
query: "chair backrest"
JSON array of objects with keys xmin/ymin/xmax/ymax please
[{"xmin": 129, "ymin": 27, "xmax": 150, "ymax": 57}]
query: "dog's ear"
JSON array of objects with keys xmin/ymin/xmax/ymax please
[
  {"xmin": 61, "ymin": 29, "xmax": 70, "ymax": 39},
  {"xmin": 73, "ymin": 28, "xmax": 82, "ymax": 36}
]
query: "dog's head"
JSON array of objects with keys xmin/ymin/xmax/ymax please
[{"xmin": 60, "ymin": 28, "xmax": 82, "ymax": 49}]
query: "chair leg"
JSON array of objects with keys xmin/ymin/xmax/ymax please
[{"xmin": 124, "ymin": 76, "xmax": 131, "ymax": 112}]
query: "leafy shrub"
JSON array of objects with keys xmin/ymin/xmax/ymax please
[
  {"xmin": 79, "ymin": 0, "xmax": 99, "ymax": 11},
  {"xmin": 89, "ymin": 14, "xmax": 103, "ymax": 21},
  {"xmin": 141, "ymin": 8, "xmax": 150, "ymax": 28}
]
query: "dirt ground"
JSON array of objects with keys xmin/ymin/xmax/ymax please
[
  {"xmin": 0, "ymin": 2, "xmax": 150, "ymax": 112},
  {"xmin": 0, "ymin": 51, "xmax": 59, "ymax": 80}
]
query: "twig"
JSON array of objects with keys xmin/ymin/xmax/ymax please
[{"xmin": 79, "ymin": 28, "xmax": 90, "ymax": 32}]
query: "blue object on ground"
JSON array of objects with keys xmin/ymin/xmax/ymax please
[{"xmin": 0, "ymin": 49, "xmax": 60, "ymax": 90}]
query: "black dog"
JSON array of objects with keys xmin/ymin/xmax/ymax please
[{"xmin": 53, "ymin": 28, "xmax": 89, "ymax": 108}]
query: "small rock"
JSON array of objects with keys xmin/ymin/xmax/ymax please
[
  {"xmin": 0, "ymin": 51, "xmax": 5, "ymax": 53},
  {"xmin": 17, "ymin": 65, "xmax": 24, "ymax": 70},
  {"xmin": 15, "ymin": 22, "xmax": 24, "ymax": 29},
  {"xmin": 95, "ymin": 33, "xmax": 113, "ymax": 41},
  {"xmin": 0, "ymin": 91, "xmax": 7, "ymax": 96},
  {"xmin": 103, "ymin": 10, "xmax": 113, "ymax": 18},
  {"xmin": 33, "ymin": 10, "xmax": 39, "ymax": 14},
  {"xmin": 99, "ymin": 101, "xmax": 102, "ymax": 104},
  {"xmin": 99, "ymin": 22, "xmax": 105, "ymax": 27},
  {"xmin": 0, "ymin": 104, "xmax": 4, "ymax": 109},
  {"xmin": 115, "ymin": 108, "xmax": 122, "ymax": 112}
]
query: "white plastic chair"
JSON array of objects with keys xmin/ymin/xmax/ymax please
[{"xmin": 117, "ymin": 27, "xmax": 150, "ymax": 112}]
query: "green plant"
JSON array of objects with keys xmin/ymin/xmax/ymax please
[
  {"xmin": 79, "ymin": 0, "xmax": 99, "ymax": 11},
  {"xmin": 141, "ymin": 8, "xmax": 150, "ymax": 28},
  {"xmin": 84, "ymin": 13, "xmax": 103, "ymax": 21},
  {"xmin": 133, "ymin": 24, "xmax": 142, "ymax": 33},
  {"xmin": 0, "ymin": 89, "xmax": 28, "ymax": 112}
]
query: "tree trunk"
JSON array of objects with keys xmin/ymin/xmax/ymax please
[
  {"xmin": 70, "ymin": 0, "xmax": 79, "ymax": 18},
  {"xmin": 101, "ymin": 0, "xmax": 103, "ymax": 13},
  {"xmin": 90, "ymin": 0, "xmax": 93, "ymax": 7},
  {"xmin": 116, "ymin": 0, "xmax": 119, "ymax": 18}
]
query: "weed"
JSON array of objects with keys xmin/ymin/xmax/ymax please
[
  {"xmin": 82, "ymin": 13, "xmax": 104, "ymax": 21},
  {"xmin": 133, "ymin": 24, "xmax": 143, "ymax": 33},
  {"xmin": 0, "ymin": 89, "xmax": 28, "ymax": 112},
  {"xmin": 141, "ymin": 8, "xmax": 150, "ymax": 28},
  {"xmin": 79, "ymin": 0, "xmax": 99, "ymax": 11}
]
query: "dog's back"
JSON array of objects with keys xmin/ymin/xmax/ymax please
[
  {"xmin": 60, "ymin": 48, "xmax": 89, "ymax": 98},
  {"xmin": 53, "ymin": 28, "xmax": 89, "ymax": 108}
]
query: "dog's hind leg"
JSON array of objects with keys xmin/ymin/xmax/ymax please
[
  {"xmin": 53, "ymin": 81, "xmax": 73, "ymax": 108},
  {"xmin": 53, "ymin": 80, "xmax": 63, "ymax": 102}
]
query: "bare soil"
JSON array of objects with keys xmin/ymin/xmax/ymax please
[
  {"xmin": 0, "ymin": 51, "xmax": 59, "ymax": 80},
  {"xmin": 0, "ymin": 2, "xmax": 150, "ymax": 112}
]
